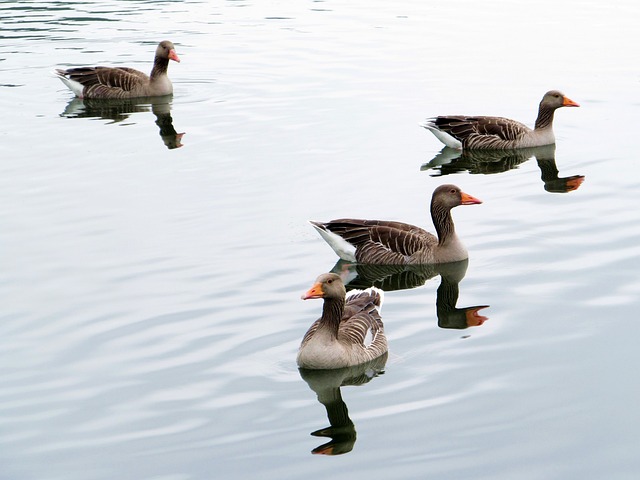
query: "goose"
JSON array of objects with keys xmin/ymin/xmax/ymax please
[
  {"xmin": 310, "ymin": 184, "xmax": 482, "ymax": 265},
  {"xmin": 297, "ymin": 273, "xmax": 387, "ymax": 370},
  {"xmin": 421, "ymin": 90, "xmax": 579, "ymax": 150},
  {"xmin": 54, "ymin": 41, "xmax": 180, "ymax": 99}
]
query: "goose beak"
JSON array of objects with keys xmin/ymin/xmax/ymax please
[
  {"xmin": 312, "ymin": 445, "xmax": 336, "ymax": 455},
  {"xmin": 301, "ymin": 283, "xmax": 324, "ymax": 300},
  {"xmin": 168, "ymin": 49, "xmax": 181, "ymax": 63},
  {"xmin": 565, "ymin": 175, "xmax": 585, "ymax": 191},
  {"xmin": 562, "ymin": 96, "xmax": 579, "ymax": 107},
  {"xmin": 460, "ymin": 192, "xmax": 482, "ymax": 205},
  {"xmin": 465, "ymin": 306, "xmax": 489, "ymax": 326}
]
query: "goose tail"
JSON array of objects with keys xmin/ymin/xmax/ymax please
[{"xmin": 309, "ymin": 221, "xmax": 357, "ymax": 262}]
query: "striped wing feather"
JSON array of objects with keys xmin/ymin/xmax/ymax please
[
  {"xmin": 62, "ymin": 66, "xmax": 149, "ymax": 98},
  {"xmin": 300, "ymin": 319, "xmax": 320, "ymax": 347},
  {"xmin": 323, "ymin": 219, "xmax": 436, "ymax": 264},
  {"xmin": 433, "ymin": 116, "xmax": 531, "ymax": 149},
  {"xmin": 340, "ymin": 289, "xmax": 385, "ymax": 352}
]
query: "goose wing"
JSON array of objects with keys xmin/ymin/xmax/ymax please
[
  {"xmin": 319, "ymin": 219, "xmax": 436, "ymax": 264},
  {"xmin": 431, "ymin": 115, "xmax": 531, "ymax": 149},
  {"xmin": 299, "ymin": 318, "xmax": 321, "ymax": 349},
  {"xmin": 60, "ymin": 66, "xmax": 148, "ymax": 96},
  {"xmin": 338, "ymin": 289, "xmax": 385, "ymax": 352}
]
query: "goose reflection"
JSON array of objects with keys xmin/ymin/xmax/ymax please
[
  {"xmin": 421, "ymin": 144, "xmax": 584, "ymax": 193},
  {"xmin": 59, "ymin": 96, "xmax": 185, "ymax": 149},
  {"xmin": 331, "ymin": 259, "xmax": 488, "ymax": 329},
  {"xmin": 298, "ymin": 353, "xmax": 387, "ymax": 455}
]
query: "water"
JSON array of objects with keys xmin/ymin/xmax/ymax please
[{"xmin": 1, "ymin": 1, "xmax": 640, "ymax": 479}]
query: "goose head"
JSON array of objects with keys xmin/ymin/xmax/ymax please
[
  {"xmin": 431, "ymin": 184, "xmax": 482, "ymax": 210},
  {"xmin": 541, "ymin": 90, "xmax": 579, "ymax": 109},
  {"xmin": 301, "ymin": 273, "xmax": 346, "ymax": 301},
  {"xmin": 157, "ymin": 40, "xmax": 181, "ymax": 63}
]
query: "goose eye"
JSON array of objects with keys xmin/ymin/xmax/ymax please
[
  {"xmin": 327, "ymin": 279, "xmax": 333, "ymax": 284},
  {"xmin": 450, "ymin": 188, "xmax": 456, "ymax": 194}
]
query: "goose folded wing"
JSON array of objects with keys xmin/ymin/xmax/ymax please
[
  {"xmin": 345, "ymin": 288, "xmax": 383, "ymax": 309},
  {"xmin": 472, "ymin": 116, "xmax": 528, "ymax": 141},
  {"xmin": 339, "ymin": 308, "xmax": 384, "ymax": 349},
  {"xmin": 299, "ymin": 319, "xmax": 320, "ymax": 348},
  {"xmin": 433, "ymin": 116, "xmax": 480, "ymax": 140},
  {"xmin": 65, "ymin": 67, "xmax": 148, "ymax": 91},
  {"xmin": 326, "ymin": 220, "xmax": 435, "ymax": 263},
  {"xmin": 94, "ymin": 67, "xmax": 148, "ymax": 91},
  {"xmin": 434, "ymin": 116, "xmax": 527, "ymax": 142}
]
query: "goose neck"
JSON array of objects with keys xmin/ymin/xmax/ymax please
[
  {"xmin": 319, "ymin": 297, "xmax": 344, "ymax": 337},
  {"xmin": 150, "ymin": 56, "xmax": 170, "ymax": 80},
  {"xmin": 534, "ymin": 103, "xmax": 556, "ymax": 130},
  {"xmin": 431, "ymin": 201, "xmax": 455, "ymax": 246}
]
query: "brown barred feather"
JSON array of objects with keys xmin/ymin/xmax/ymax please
[
  {"xmin": 320, "ymin": 219, "xmax": 436, "ymax": 265},
  {"xmin": 432, "ymin": 115, "xmax": 530, "ymax": 149}
]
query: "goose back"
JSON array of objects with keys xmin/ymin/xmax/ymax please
[
  {"xmin": 425, "ymin": 115, "xmax": 533, "ymax": 150},
  {"xmin": 311, "ymin": 219, "xmax": 437, "ymax": 265}
]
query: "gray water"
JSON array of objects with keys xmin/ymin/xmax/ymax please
[{"xmin": 2, "ymin": 1, "xmax": 640, "ymax": 479}]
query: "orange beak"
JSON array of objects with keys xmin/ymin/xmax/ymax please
[
  {"xmin": 301, "ymin": 282, "xmax": 324, "ymax": 300},
  {"xmin": 465, "ymin": 306, "xmax": 489, "ymax": 327},
  {"xmin": 312, "ymin": 445, "xmax": 335, "ymax": 455},
  {"xmin": 460, "ymin": 191, "xmax": 482, "ymax": 205},
  {"xmin": 565, "ymin": 175, "xmax": 585, "ymax": 191},
  {"xmin": 562, "ymin": 96, "xmax": 579, "ymax": 107},
  {"xmin": 168, "ymin": 49, "xmax": 181, "ymax": 63}
]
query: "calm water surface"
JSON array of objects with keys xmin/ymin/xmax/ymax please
[{"xmin": 1, "ymin": 1, "xmax": 640, "ymax": 479}]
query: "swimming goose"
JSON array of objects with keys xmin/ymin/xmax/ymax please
[
  {"xmin": 55, "ymin": 41, "xmax": 180, "ymax": 99},
  {"xmin": 310, "ymin": 184, "xmax": 482, "ymax": 265},
  {"xmin": 421, "ymin": 90, "xmax": 579, "ymax": 150},
  {"xmin": 297, "ymin": 273, "xmax": 387, "ymax": 370}
]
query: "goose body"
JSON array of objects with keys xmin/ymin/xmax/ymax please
[
  {"xmin": 297, "ymin": 273, "xmax": 387, "ymax": 370},
  {"xmin": 55, "ymin": 41, "xmax": 180, "ymax": 99},
  {"xmin": 422, "ymin": 90, "xmax": 579, "ymax": 150},
  {"xmin": 310, "ymin": 184, "xmax": 482, "ymax": 265}
]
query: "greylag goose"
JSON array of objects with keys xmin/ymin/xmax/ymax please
[
  {"xmin": 310, "ymin": 184, "xmax": 482, "ymax": 265},
  {"xmin": 421, "ymin": 90, "xmax": 579, "ymax": 150},
  {"xmin": 55, "ymin": 40, "xmax": 180, "ymax": 99},
  {"xmin": 297, "ymin": 273, "xmax": 387, "ymax": 370}
]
